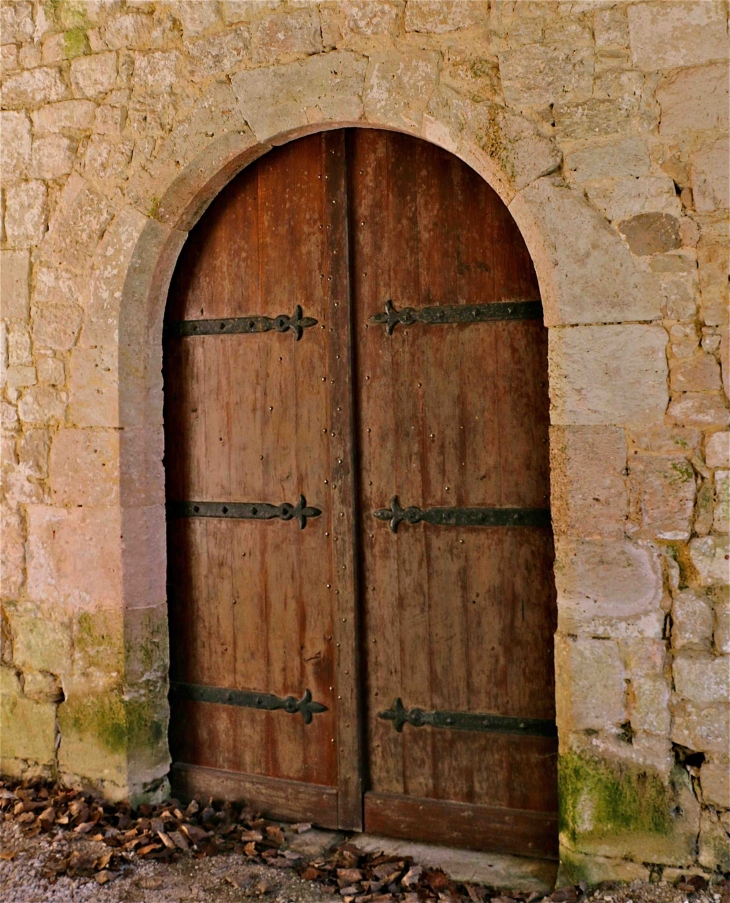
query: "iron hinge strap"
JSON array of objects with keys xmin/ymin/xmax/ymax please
[
  {"xmin": 166, "ymin": 495, "xmax": 321, "ymax": 529},
  {"xmin": 374, "ymin": 497, "xmax": 551, "ymax": 532},
  {"xmin": 371, "ymin": 299, "xmax": 542, "ymax": 334},
  {"xmin": 379, "ymin": 698, "xmax": 557, "ymax": 738},
  {"xmin": 170, "ymin": 682, "xmax": 328, "ymax": 724},
  {"xmin": 164, "ymin": 305, "xmax": 317, "ymax": 340}
]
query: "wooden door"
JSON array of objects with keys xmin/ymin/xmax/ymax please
[{"xmin": 164, "ymin": 128, "xmax": 557, "ymax": 856}]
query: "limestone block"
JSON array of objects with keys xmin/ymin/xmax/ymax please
[
  {"xmin": 26, "ymin": 504, "xmax": 122, "ymax": 608},
  {"xmin": 71, "ymin": 608, "xmax": 124, "ymax": 685},
  {"xmin": 555, "ymin": 636, "xmax": 626, "ymax": 731},
  {"xmin": 554, "ymin": 96, "xmax": 638, "ymax": 142},
  {"xmin": 342, "ymin": 1, "xmax": 402, "ymax": 36},
  {"xmin": 707, "ymin": 432, "xmax": 730, "ymax": 468},
  {"xmin": 363, "ymin": 51, "xmax": 440, "ymax": 133},
  {"xmin": 671, "ymin": 354, "xmax": 722, "ymax": 393},
  {"xmin": 1, "ymin": 67, "xmax": 67, "ymax": 108},
  {"xmin": 19, "ymin": 428, "xmax": 50, "ymax": 478},
  {"xmin": 498, "ymin": 43, "xmax": 593, "ymax": 109},
  {"xmin": 102, "ymin": 12, "xmax": 154, "ymax": 50},
  {"xmin": 31, "ymin": 99, "xmax": 96, "ymax": 134},
  {"xmin": 697, "ymin": 238, "xmax": 728, "ymax": 327},
  {"xmin": 672, "ymin": 590, "xmax": 714, "ymax": 650},
  {"xmin": 0, "ymin": 111, "xmax": 31, "ymax": 178},
  {"xmin": 0, "ymin": 504, "xmax": 24, "ymax": 597},
  {"xmin": 33, "ymin": 264, "xmax": 83, "ymax": 308},
  {"xmin": 17, "ymin": 386, "xmax": 66, "ymax": 424},
  {"xmin": 67, "ymin": 346, "xmax": 120, "ymax": 427},
  {"xmin": 184, "ymin": 28, "xmax": 250, "ymax": 81},
  {"xmin": 232, "ymin": 51, "xmax": 366, "ymax": 140},
  {"xmin": 0, "ymin": 43, "xmax": 17, "ymax": 74},
  {"xmin": 69, "ymin": 52, "xmax": 117, "ymax": 100},
  {"xmin": 0, "ymin": 669, "xmax": 56, "ymax": 765},
  {"xmin": 628, "ymin": 455, "xmax": 695, "ymax": 541},
  {"xmin": 701, "ymin": 759, "xmax": 730, "ymax": 808},
  {"xmin": 715, "ymin": 470, "xmax": 730, "ymax": 533},
  {"xmin": 220, "ymin": 1, "xmax": 280, "ymax": 25},
  {"xmin": 4, "ymin": 181, "xmax": 47, "ymax": 248},
  {"xmin": 7, "ymin": 610, "xmax": 71, "ymax": 675},
  {"xmin": 689, "ymin": 535, "xmax": 730, "ymax": 587},
  {"xmin": 50, "ymin": 429, "xmax": 120, "ymax": 506},
  {"xmin": 656, "ymin": 63, "xmax": 729, "ymax": 136},
  {"xmin": 692, "ymin": 137, "xmax": 730, "ymax": 213},
  {"xmin": 594, "ymin": 6, "xmax": 629, "ymax": 50},
  {"xmin": 628, "ymin": 2, "xmax": 728, "ymax": 70},
  {"xmin": 23, "ymin": 671, "xmax": 63, "ymax": 704},
  {"xmin": 123, "ymin": 603, "xmax": 170, "ymax": 684},
  {"xmin": 174, "ymin": 0, "xmax": 221, "ymax": 37},
  {"xmin": 32, "ymin": 303, "xmax": 83, "ymax": 351},
  {"xmin": 5, "ymin": 366, "xmax": 37, "ymax": 389},
  {"xmin": 30, "ymin": 135, "xmax": 75, "ymax": 180},
  {"xmin": 0, "ymin": 1, "xmax": 34, "ymax": 43},
  {"xmin": 698, "ymin": 809, "xmax": 730, "ymax": 872},
  {"xmin": 253, "ymin": 9, "xmax": 322, "ymax": 62},
  {"xmin": 549, "ymin": 325, "xmax": 668, "ymax": 426},
  {"xmin": 0, "ymin": 250, "xmax": 30, "ymax": 319},
  {"xmin": 658, "ymin": 272, "xmax": 699, "ymax": 320},
  {"xmin": 119, "ymin": 427, "xmax": 165, "ymax": 508},
  {"xmin": 667, "ymin": 393, "xmax": 730, "ymax": 429},
  {"xmin": 43, "ymin": 176, "xmax": 114, "ymax": 265},
  {"xmin": 630, "ymin": 675, "xmax": 670, "ymax": 735},
  {"xmin": 550, "ymin": 425, "xmax": 627, "ymax": 538},
  {"xmin": 586, "ymin": 176, "xmax": 681, "ymax": 222},
  {"xmin": 7, "ymin": 324, "xmax": 30, "ymax": 366},
  {"xmin": 565, "ymin": 138, "xmax": 649, "ymax": 183},
  {"xmin": 674, "ymin": 651, "xmax": 730, "ymax": 705},
  {"xmin": 558, "ymin": 850, "xmax": 649, "ymax": 887},
  {"xmin": 555, "ymin": 538, "xmax": 663, "ymax": 637},
  {"xmin": 618, "ymin": 214, "xmax": 681, "ymax": 257},
  {"xmin": 133, "ymin": 51, "xmax": 179, "ymax": 93},
  {"xmin": 511, "ymin": 179, "xmax": 664, "ymax": 326},
  {"xmin": 405, "ymin": 0, "xmax": 486, "ymax": 33}
]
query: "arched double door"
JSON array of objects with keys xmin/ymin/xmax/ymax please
[{"xmin": 163, "ymin": 129, "xmax": 557, "ymax": 858}]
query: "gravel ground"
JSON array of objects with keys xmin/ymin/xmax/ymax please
[{"xmin": 1, "ymin": 819, "xmax": 727, "ymax": 903}]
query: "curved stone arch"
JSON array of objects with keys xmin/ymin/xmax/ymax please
[{"xmin": 70, "ymin": 62, "xmax": 668, "ymax": 806}]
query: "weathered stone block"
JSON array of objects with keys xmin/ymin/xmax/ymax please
[
  {"xmin": 17, "ymin": 386, "xmax": 66, "ymax": 424},
  {"xmin": 30, "ymin": 135, "xmax": 76, "ymax": 180},
  {"xmin": 672, "ymin": 698, "xmax": 730, "ymax": 753},
  {"xmin": 405, "ymin": 0, "xmax": 486, "ymax": 34},
  {"xmin": 706, "ymin": 431, "xmax": 730, "ymax": 468},
  {"xmin": 586, "ymin": 176, "xmax": 680, "ymax": 222},
  {"xmin": 1, "ymin": 67, "xmax": 67, "ymax": 108},
  {"xmin": 667, "ymin": 393, "xmax": 730, "ymax": 428},
  {"xmin": 31, "ymin": 99, "xmax": 96, "ymax": 134},
  {"xmin": 499, "ymin": 43, "xmax": 594, "ymax": 109},
  {"xmin": 560, "ymin": 753, "xmax": 699, "ymax": 866},
  {"xmin": 0, "ymin": 111, "xmax": 31, "ymax": 178},
  {"xmin": 43, "ymin": 176, "xmax": 114, "ymax": 265},
  {"xmin": 701, "ymin": 759, "xmax": 730, "ymax": 808},
  {"xmin": 67, "ymin": 346, "xmax": 119, "ymax": 427},
  {"xmin": 670, "ymin": 354, "xmax": 722, "ymax": 393},
  {"xmin": 550, "ymin": 325, "xmax": 668, "ymax": 426},
  {"xmin": 697, "ymin": 238, "xmax": 729, "ymax": 327},
  {"xmin": 23, "ymin": 670, "xmax": 63, "ymax": 704},
  {"xmin": 630, "ymin": 675, "xmax": 670, "ymax": 735},
  {"xmin": 565, "ymin": 138, "xmax": 649, "ymax": 183},
  {"xmin": 555, "ymin": 636, "xmax": 626, "ymax": 731},
  {"xmin": 232, "ymin": 51, "xmax": 366, "ymax": 140},
  {"xmin": 174, "ymin": 0, "xmax": 221, "ymax": 37},
  {"xmin": 253, "ymin": 9, "xmax": 322, "ymax": 62},
  {"xmin": 103, "ymin": 12, "xmax": 154, "ymax": 50},
  {"xmin": 656, "ymin": 63, "xmax": 729, "ymax": 136},
  {"xmin": 594, "ymin": 6, "xmax": 629, "ymax": 50},
  {"xmin": 184, "ymin": 27, "xmax": 250, "ymax": 81},
  {"xmin": 558, "ymin": 849, "xmax": 649, "ymax": 887},
  {"xmin": 50, "ymin": 429, "xmax": 120, "ymax": 507},
  {"xmin": 0, "ymin": 250, "xmax": 30, "ymax": 319},
  {"xmin": 133, "ymin": 51, "xmax": 179, "ymax": 94},
  {"xmin": 555, "ymin": 538, "xmax": 663, "ymax": 636},
  {"xmin": 7, "ymin": 610, "xmax": 72, "ymax": 675},
  {"xmin": 692, "ymin": 137, "xmax": 730, "ymax": 213},
  {"xmin": 36, "ymin": 358, "xmax": 64, "ymax": 387},
  {"xmin": 4, "ymin": 181, "xmax": 48, "ymax": 248},
  {"xmin": 0, "ymin": 668, "xmax": 56, "ymax": 765},
  {"xmin": 342, "ymin": 1, "xmax": 402, "ymax": 36},
  {"xmin": 689, "ymin": 535, "xmax": 730, "ymax": 586},
  {"xmin": 628, "ymin": 455, "xmax": 696, "ymax": 541},
  {"xmin": 674, "ymin": 651, "xmax": 730, "ymax": 705},
  {"xmin": 715, "ymin": 470, "xmax": 730, "ymax": 533},
  {"xmin": 672, "ymin": 589, "xmax": 714, "ymax": 650},
  {"xmin": 550, "ymin": 426, "xmax": 627, "ymax": 538},
  {"xmin": 32, "ymin": 303, "xmax": 83, "ymax": 351},
  {"xmin": 619, "ymin": 214, "xmax": 681, "ymax": 257},
  {"xmin": 0, "ymin": 504, "xmax": 24, "ymax": 597},
  {"xmin": 698, "ymin": 808, "xmax": 730, "ymax": 872},
  {"xmin": 363, "ymin": 51, "xmax": 440, "ymax": 133},
  {"xmin": 628, "ymin": 2, "xmax": 728, "ymax": 70},
  {"xmin": 70, "ymin": 51, "xmax": 117, "ymax": 99}
]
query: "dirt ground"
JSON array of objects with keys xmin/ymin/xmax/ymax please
[{"xmin": 0, "ymin": 819, "xmax": 727, "ymax": 903}]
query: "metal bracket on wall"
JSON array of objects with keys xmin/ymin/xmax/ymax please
[
  {"xmin": 374, "ymin": 497, "xmax": 550, "ymax": 533},
  {"xmin": 379, "ymin": 698, "xmax": 557, "ymax": 738},
  {"xmin": 167, "ymin": 495, "xmax": 322, "ymax": 529},
  {"xmin": 170, "ymin": 682, "xmax": 328, "ymax": 724},
  {"xmin": 370, "ymin": 299, "xmax": 542, "ymax": 335},
  {"xmin": 165, "ymin": 305, "xmax": 318, "ymax": 340}
]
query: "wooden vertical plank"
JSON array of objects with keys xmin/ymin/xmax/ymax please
[{"xmin": 324, "ymin": 130, "xmax": 363, "ymax": 829}]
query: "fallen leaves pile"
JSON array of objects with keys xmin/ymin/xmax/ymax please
[{"xmin": 2, "ymin": 777, "xmax": 726, "ymax": 903}]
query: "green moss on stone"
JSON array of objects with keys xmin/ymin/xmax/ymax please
[
  {"xmin": 669, "ymin": 461, "xmax": 694, "ymax": 484},
  {"xmin": 559, "ymin": 752, "xmax": 673, "ymax": 847},
  {"xmin": 63, "ymin": 27, "xmax": 89, "ymax": 58},
  {"xmin": 59, "ymin": 689, "xmax": 166, "ymax": 755}
]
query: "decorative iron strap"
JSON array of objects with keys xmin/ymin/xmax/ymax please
[
  {"xmin": 379, "ymin": 698, "xmax": 557, "ymax": 738},
  {"xmin": 165, "ymin": 305, "xmax": 317, "ymax": 341},
  {"xmin": 170, "ymin": 682, "xmax": 328, "ymax": 724},
  {"xmin": 374, "ymin": 497, "xmax": 550, "ymax": 533},
  {"xmin": 371, "ymin": 299, "xmax": 542, "ymax": 335},
  {"xmin": 167, "ymin": 495, "xmax": 321, "ymax": 529}
]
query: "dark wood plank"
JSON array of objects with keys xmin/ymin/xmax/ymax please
[
  {"xmin": 171, "ymin": 763, "xmax": 339, "ymax": 828},
  {"xmin": 364, "ymin": 791, "xmax": 559, "ymax": 860}
]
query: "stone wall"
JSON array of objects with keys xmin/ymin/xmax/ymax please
[{"xmin": 1, "ymin": 0, "xmax": 728, "ymax": 883}]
